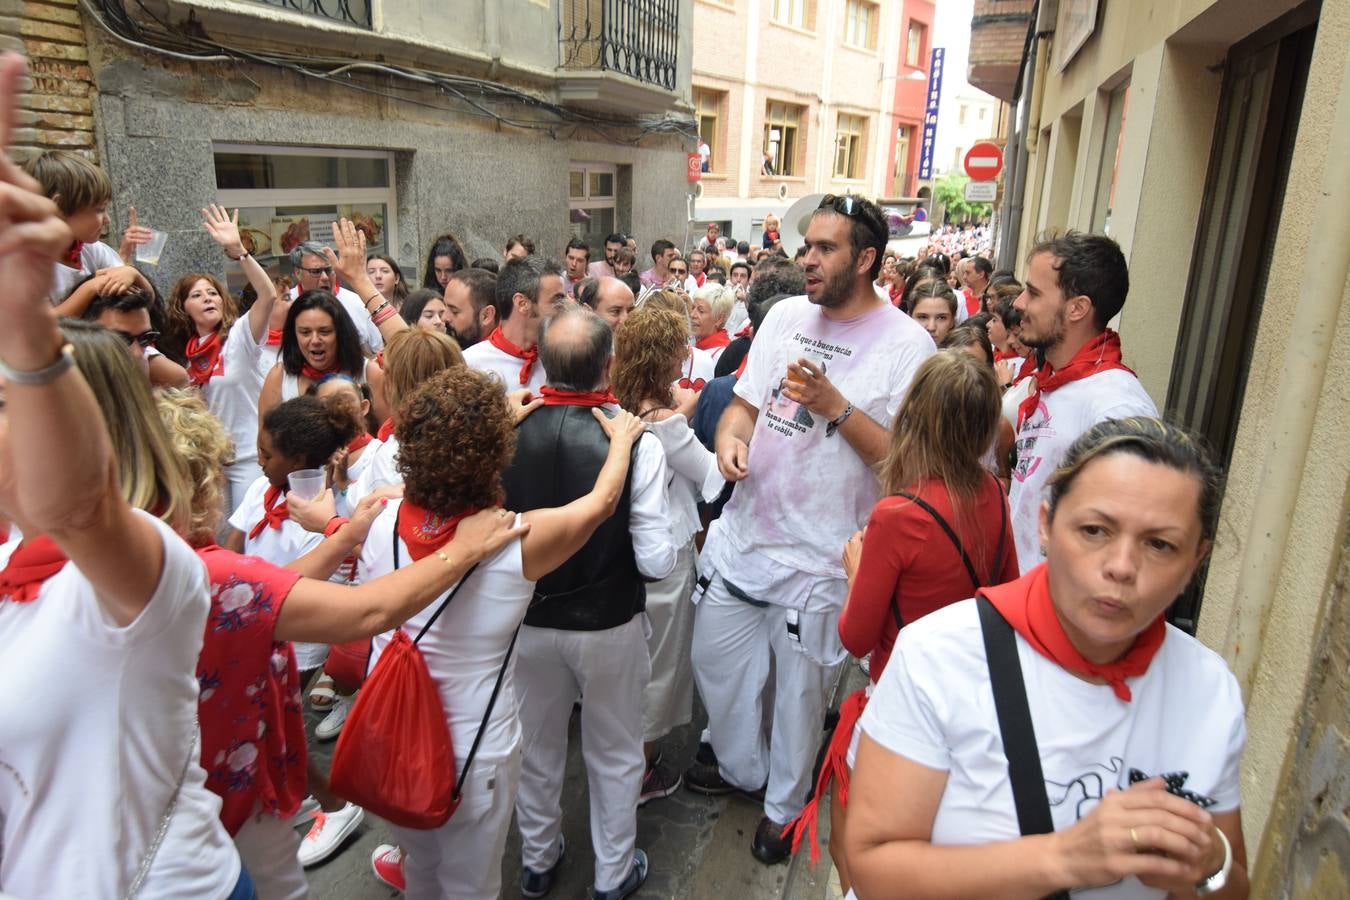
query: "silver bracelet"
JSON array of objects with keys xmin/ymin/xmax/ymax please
[{"xmin": 0, "ymin": 343, "xmax": 75, "ymax": 385}]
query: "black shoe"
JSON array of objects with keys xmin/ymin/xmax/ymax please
[
  {"xmin": 751, "ymin": 816, "xmax": 791, "ymax": 865},
  {"xmin": 639, "ymin": 758, "xmax": 683, "ymax": 806},
  {"xmin": 684, "ymin": 760, "xmax": 738, "ymax": 795},
  {"xmin": 521, "ymin": 834, "xmax": 565, "ymax": 898},
  {"xmin": 696, "ymin": 740, "xmax": 718, "ymax": 766}
]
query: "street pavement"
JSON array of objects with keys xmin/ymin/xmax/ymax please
[{"xmin": 300, "ymin": 666, "xmax": 863, "ymax": 899}]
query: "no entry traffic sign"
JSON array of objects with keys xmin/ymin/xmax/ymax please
[{"xmin": 963, "ymin": 141, "xmax": 1004, "ymax": 181}]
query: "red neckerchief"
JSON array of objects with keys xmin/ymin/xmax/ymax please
[
  {"xmin": 1014, "ymin": 353, "xmax": 1041, "ymax": 386},
  {"xmin": 487, "ymin": 326, "xmax": 538, "ymax": 386},
  {"xmin": 61, "ymin": 240, "xmax": 84, "ymax": 269},
  {"xmin": 265, "ymin": 329, "xmax": 283, "ymax": 347},
  {"xmin": 377, "ymin": 417, "xmax": 395, "ymax": 441},
  {"xmin": 994, "ymin": 349, "xmax": 1020, "ymax": 362},
  {"xmin": 396, "ymin": 499, "xmax": 483, "ymax": 562},
  {"xmin": 695, "ymin": 330, "xmax": 731, "ymax": 352},
  {"xmin": 538, "ymin": 385, "xmax": 617, "ymax": 408},
  {"xmin": 248, "ymin": 485, "xmax": 289, "ymax": 540},
  {"xmin": 678, "ymin": 350, "xmax": 706, "ymax": 391},
  {"xmin": 889, "ymin": 283, "xmax": 904, "ymax": 307},
  {"xmin": 979, "ymin": 563, "xmax": 1165, "ymax": 702},
  {"xmin": 0, "ymin": 535, "xmax": 69, "ymax": 604},
  {"xmin": 1018, "ymin": 330, "xmax": 1133, "ymax": 429},
  {"xmin": 300, "ymin": 364, "xmax": 336, "ymax": 382},
  {"xmin": 347, "ymin": 431, "xmax": 373, "ymax": 454},
  {"xmin": 185, "ymin": 330, "xmax": 225, "ymax": 387},
  {"xmin": 734, "ymin": 322, "xmax": 752, "ymax": 339},
  {"xmin": 693, "ymin": 272, "xmax": 706, "ymax": 288}
]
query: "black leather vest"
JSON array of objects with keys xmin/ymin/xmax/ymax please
[{"xmin": 502, "ymin": 404, "xmax": 644, "ymax": 631}]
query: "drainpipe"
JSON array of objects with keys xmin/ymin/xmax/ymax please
[
  {"xmin": 1223, "ymin": 55, "xmax": 1350, "ymax": 699},
  {"xmin": 998, "ymin": 1, "xmax": 1054, "ymax": 271},
  {"xmin": 483, "ymin": 0, "xmax": 502, "ymax": 80}
]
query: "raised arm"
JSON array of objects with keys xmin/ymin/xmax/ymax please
[
  {"xmin": 324, "ymin": 218, "xmax": 407, "ymax": 343},
  {"xmin": 203, "ymin": 204, "xmax": 276, "ymax": 344},
  {"xmin": 519, "ymin": 409, "xmax": 645, "ymax": 582}
]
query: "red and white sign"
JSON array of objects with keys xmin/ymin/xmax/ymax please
[
  {"xmin": 963, "ymin": 141, "xmax": 1004, "ymax": 181},
  {"xmin": 687, "ymin": 153, "xmax": 702, "ymax": 183}
]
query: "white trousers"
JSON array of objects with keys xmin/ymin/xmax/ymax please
[
  {"xmin": 642, "ymin": 540, "xmax": 699, "ymax": 742},
  {"xmin": 233, "ymin": 809, "xmax": 308, "ymax": 900},
  {"xmin": 388, "ymin": 750, "xmax": 521, "ymax": 900},
  {"xmin": 691, "ymin": 575, "xmax": 843, "ymax": 824},
  {"xmin": 514, "ymin": 616, "xmax": 650, "ymax": 892}
]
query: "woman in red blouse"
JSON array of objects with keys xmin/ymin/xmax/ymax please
[{"xmin": 785, "ymin": 350, "xmax": 1017, "ymax": 892}]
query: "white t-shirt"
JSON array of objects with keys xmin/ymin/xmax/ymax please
[
  {"xmin": 289, "ymin": 284, "xmax": 384, "ymax": 355},
  {"xmin": 708, "ymin": 296, "xmax": 934, "ymax": 604},
  {"xmin": 348, "ymin": 436, "xmax": 402, "ymax": 507},
  {"xmin": 364, "ymin": 504, "xmax": 533, "ymax": 771},
  {"xmin": 645, "ymin": 413, "xmax": 725, "ymax": 548},
  {"xmin": 859, "ymin": 599, "xmax": 1245, "ymax": 900},
  {"xmin": 462, "ymin": 338, "xmax": 548, "ymax": 394},
  {"xmin": 50, "ymin": 239, "xmax": 123, "ymax": 303},
  {"xmin": 201, "ymin": 316, "xmax": 265, "ymax": 465},
  {"xmin": 255, "ymin": 338, "xmax": 283, "ymax": 384},
  {"xmin": 676, "ymin": 345, "xmax": 717, "ymax": 391},
  {"xmin": 1009, "ymin": 369, "xmax": 1158, "ymax": 572},
  {"xmin": 0, "ymin": 513, "xmax": 241, "ymax": 898}
]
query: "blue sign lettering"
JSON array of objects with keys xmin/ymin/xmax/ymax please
[{"xmin": 918, "ymin": 47, "xmax": 945, "ymax": 182}]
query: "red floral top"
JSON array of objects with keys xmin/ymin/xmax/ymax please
[{"xmin": 195, "ymin": 545, "xmax": 306, "ymax": 835}]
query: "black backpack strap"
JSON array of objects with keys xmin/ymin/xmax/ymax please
[
  {"xmin": 453, "ymin": 625, "xmax": 520, "ymax": 801},
  {"xmin": 896, "ymin": 490, "xmax": 982, "ymax": 590},
  {"xmin": 393, "ymin": 521, "xmax": 481, "ymax": 645},
  {"xmin": 976, "ymin": 597, "xmax": 1070, "ymax": 900}
]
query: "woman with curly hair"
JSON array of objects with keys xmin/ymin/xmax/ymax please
[
  {"xmin": 361, "ymin": 367, "xmax": 647, "ymax": 898},
  {"xmin": 643, "ymin": 289, "xmax": 717, "ymax": 392},
  {"xmin": 154, "ymin": 388, "xmax": 524, "ymax": 898},
  {"xmin": 611, "ymin": 304, "xmax": 725, "ymax": 800},
  {"xmin": 162, "ymin": 204, "xmax": 280, "ymax": 512}
]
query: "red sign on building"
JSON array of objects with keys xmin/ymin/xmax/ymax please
[{"xmin": 963, "ymin": 141, "xmax": 1004, "ymax": 181}]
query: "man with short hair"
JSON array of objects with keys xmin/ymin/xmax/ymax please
[
  {"xmin": 705, "ymin": 265, "xmax": 728, "ymax": 285},
  {"xmin": 687, "ymin": 249, "xmax": 708, "ymax": 288},
  {"xmin": 578, "ymin": 276, "xmax": 635, "ymax": 332},
  {"xmin": 80, "ymin": 286, "xmax": 190, "ymax": 386},
  {"xmin": 667, "ymin": 256, "xmax": 696, "ymax": 295},
  {"xmin": 462, "ymin": 255, "xmax": 566, "ymax": 393},
  {"xmin": 508, "ymin": 308, "xmax": 674, "ymax": 900},
  {"xmin": 443, "ymin": 267, "xmax": 498, "ymax": 349},
  {"xmin": 697, "ymin": 222, "xmax": 720, "ymax": 253},
  {"xmin": 729, "ymin": 261, "xmax": 751, "ymax": 291},
  {"xmin": 564, "ymin": 238, "xmax": 591, "ymax": 297},
  {"xmin": 961, "ymin": 256, "xmax": 993, "ymax": 320},
  {"xmin": 589, "ymin": 232, "xmax": 626, "ymax": 279},
  {"xmin": 639, "ymin": 239, "xmax": 677, "ymax": 289},
  {"xmin": 686, "ymin": 195, "xmax": 935, "ymax": 865},
  {"xmin": 735, "ymin": 240, "xmax": 750, "ymax": 263},
  {"xmin": 1008, "ymin": 231, "xmax": 1157, "ymax": 572},
  {"xmin": 506, "ymin": 234, "xmax": 536, "ymax": 261},
  {"xmin": 288, "ymin": 240, "xmax": 383, "ymax": 354}
]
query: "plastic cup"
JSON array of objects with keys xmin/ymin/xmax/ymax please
[
  {"xmin": 287, "ymin": 468, "xmax": 326, "ymax": 501},
  {"xmin": 135, "ymin": 229, "xmax": 168, "ymax": 266}
]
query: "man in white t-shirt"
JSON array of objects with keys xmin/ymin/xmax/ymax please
[
  {"xmin": 1008, "ymin": 232, "xmax": 1158, "ymax": 573},
  {"xmin": 462, "ymin": 255, "xmax": 566, "ymax": 394},
  {"xmin": 686, "ymin": 194, "xmax": 935, "ymax": 864},
  {"xmin": 288, "ymin": 241, "xmax": 383, "ymax": 354}
]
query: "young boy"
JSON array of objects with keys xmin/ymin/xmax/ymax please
[{"xmin": 20, "ymin": 150, "xmax": 152, "ymax": 313}]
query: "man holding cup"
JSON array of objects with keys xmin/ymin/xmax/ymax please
[{"xmin": 687, "ymin": 195, "xmax": 935, "ymax": 864}]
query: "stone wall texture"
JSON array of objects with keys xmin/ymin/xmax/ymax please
[{"xmin": 3, "ymin": 0, "xmax": 97, "ymax": 160}]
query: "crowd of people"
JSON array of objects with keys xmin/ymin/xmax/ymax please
[{"xmin": 0, "ymin": 50, "xmax": 1250, "ymax": 900}]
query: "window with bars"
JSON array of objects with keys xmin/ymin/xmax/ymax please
[
  {"xmin": 763, "ymin": 101, "xmax": 805, "ymax": 177},
  {"xmin": 694, "ymin": 88, "xmax": 726, "ymax": 174},
  {"xmin": 834, "ymin": 113, "xmax": 867, "ymax": 179},
  {"xmin": 844, "ymin": 0, "xmax": 878, "ymax": 50}
]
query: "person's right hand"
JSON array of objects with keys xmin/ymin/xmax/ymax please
[
  {"xmin": 323, "ymin": 218, "xmax": 371, "ymax": 296},
  {"xmin": 716, "ymin": 436, "xmax": 749, "ymax": 482},
  {"xmin": 842, "ymin": 530, "xmax": 865, "ymax": 579},
  {"xmin": 593, "ymin": 408, "xmax": 645, "ymax": 446},
  {"xmin": 118, "ymin": 207, "xmax": 154, "ymax": 263},
  {"xmin": 1047, "ymin": 777, "xmax": 1218, "ymax": 892},
  {"xmin": 450, "ymin": 506, "xmax": 530, "ymax": 563},
  {"xmin": 97, "ymin": 265, "xmax": 139, "ymax": 295},
  {"xmin": 672, "ymin": 386, "xmax": 698, "ymax": 419},
  {"xmin": 507, "ymin": 388, "xmax": 544, "ymax": 425}
]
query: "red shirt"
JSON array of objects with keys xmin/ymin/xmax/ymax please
[
  {"xmin": 195, "ymin": 545, "xmax": 307, "ymax": 835},
  {"xmin": 839, "ymin": 476, "xmax": 1017, "ymax": 683}
]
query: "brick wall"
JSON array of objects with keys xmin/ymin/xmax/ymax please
[{"xmin": 1, "ymin": 0, "xmax": 97, "ymax": 161}]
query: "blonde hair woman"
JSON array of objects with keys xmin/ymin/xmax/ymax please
[{"xmin": 690, "ymin": 282, "xmax": 737, "ymax": 358}]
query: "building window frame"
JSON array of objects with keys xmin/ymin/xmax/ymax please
[
  {"xmin": 770, "ymin": 0, "xmax": 815, "ymax": 32},
  {"xmin": 569, "ymin": 161, "xmax": 620, "ymax": 256},
  {"xmin": 843, "ymin": 0, "xmax": 879, "ymax": 51},
  {"xmin": 694, "ymin": 87, "xmax": 727, "ymax": 175},
  {"xmin": 834, "ymin": 112, "xmax": 867, "ymax": 180},
  {"xmin": 763, "ymin": 100, "xmax": 806, "ymax": 178},
  {"xmin": 906, "ymin": 20, "xmax": 926, "ymax": 67}
]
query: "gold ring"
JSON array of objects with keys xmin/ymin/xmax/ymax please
[{"xmin": 1130, "ymin": 827, "xmax": 1140, "ymax": 851}]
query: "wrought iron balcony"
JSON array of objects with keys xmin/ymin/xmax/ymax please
[
  {"xmin": 560, "ymin": 0, "xmax": 679, "ymax": 92},
  {"xmin": 252, "ymin": 0, "xmax": 371, "ymax": 28}
]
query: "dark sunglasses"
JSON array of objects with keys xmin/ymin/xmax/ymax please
[
  {"xmin": 819, "ymin": 193, "xmax": 887, "ymax": 244},
  {"xmin": 116, "ymin": 330, "xmax": 160, "ymax": 349},
  {"xmin": 669, "ymin": 266, "xmax": 688, "ymax": 275}
]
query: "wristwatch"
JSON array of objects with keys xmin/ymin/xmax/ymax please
[{"xmin": 1194, "ymin": 828, "xmax": 1232, "ymax": 896}]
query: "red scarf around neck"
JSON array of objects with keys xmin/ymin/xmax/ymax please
[
  {"xmin": 377, "ymin": 417, "xmax": 395, "ymax": 442},
  {"xmin": 396, "ymin": 499, "xmax": 483, "ymax": 561},
  {"xmin": 185, "ymin": 331, "xmax": 225, "ymax": 387},
  {"xmin": 978, "ymin": 563, "xmax": 1165, "ymax": 702},
  {"xmin": 1017, "ymin": 330, "xmax": 1133, "ymax": 430},
  {"xmin": 300, "ymin": 364, "xmax": 337, "ymax": 383},
  {"xmin": 487, "ymin": 326, "xmax": 539, "ymax": 386},
  {"xmin": 538, "ymin": 385, "xmax": 617, "ymax": 408},
  {"xmin": 249, "ymin": 485, "xmax": 289, "ymax": 540},
  {"xmin": 0, "ymin": 535, "xmax": 69, "ymax": 603},
  {"xmin": 62, "ymin": 240, "xmax": 84, "ymax": 269},
  {"xmin": 347, "ymin": 431, "xmax": 373, "ymax": 454},
  {"xmin": 695, "ymin": 330, "xmax": 731, "ymax": 352},
  {"xmin": 265, "ymin": 329, "xmax": 283, "ymax": 347}
]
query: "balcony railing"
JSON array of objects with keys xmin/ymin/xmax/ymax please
[
  {"xmin": 252, "ymin": 0, "xmax": 371, "ymax": 28},
  {"xmin": 560, "ymin": 0, "xmax": 679, "ymax": 92}
]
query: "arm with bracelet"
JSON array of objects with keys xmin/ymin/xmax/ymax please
[{"xmin": 324, "ymin": 218, "xmax": 408, "ymax": 344}]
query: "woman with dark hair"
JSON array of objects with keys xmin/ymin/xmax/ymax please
[
  {"xmin": 898, "ymin": 265, "xmax": 943, "ymax": 314},
  {"xmin": 361, "ymin": 367, "xmax": 646, "ymax": 898},
  {"xmin": 366, "ymin": 253, "xmax": 408, "ymax": 309},
  {"xmin": 844, "ymin": 417, "xmax": 1248, "ymax": 900},
  {"xmin": 785, "ymin": 351, "xmax": 1014, "ymax": 891},
  {"xmin": 401, "ymin": 287, "xmax": 449, "ymax": 335},
  {"xmin": 258, "ymin": 290, "xmax": 367, "ymax": 422},
  {"xmin": 422, "ymin": 233, "xmax": 468, "ymax": 291},
  {"xmin": 909, "ymin": 280, "xmax": 959, "ymax": 345}
]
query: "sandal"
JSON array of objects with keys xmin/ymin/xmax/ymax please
[{"xmin": 307, "ymin": 671, "xmax": 337, "ymax": 709}]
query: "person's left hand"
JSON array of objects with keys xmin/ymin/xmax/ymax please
[
  {"xmin": 783, "ymin": 358, "xmax": 848, "ymax": 420},
  {"xmin": 97, "ymin": 265, "xmax": 139, "ymax": 295},
  {"xmin": 201, "ymin": 204, "xmax": 246, "ymax": 259},
  {"xmin": 323, "ymin": 218, "xmax": 372, "ymax": 295},
  {"xmin": 118, "ymin": 207, "xmax": 154, "ymax": 263},
  {"xmin": 842, "ymin": 529, "xmax": 865, "ymax": 579},
  {"xmin": 672, "ymin": 385, "xmax": 698, "ymax": 419},
  {"xmin": 507, "ymin": 389, "xmax": 544, "ymax": 425}
]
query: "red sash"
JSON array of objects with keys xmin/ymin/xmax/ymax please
[{"xmin": 538, "ymin": 386, "xmax": 617, "ymax": 408}]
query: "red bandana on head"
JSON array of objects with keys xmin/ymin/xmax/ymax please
[
  {"xmin": 185, "ymin": 331, "xmax": 225, "ymax": 387},
  {"xmin": 487, "ymin": 327, "xmax": 539, "ymax": 386},
  {"xmin": 396, "ymin": 499, "xmax": 483, "ymax": 561},
  {"xmin": 1017, "ymin": 330, "xmax": 1133, "ymax": 430},
  {"xmin": 538, "ymin": 385, "xmax": 617, "ymax": 408},
  {"xmin": 978, "ymin": 563, "xmax": 1166, "ymax": 702},
  {"xmin": 249, "ymin": 485, "xmax": 290, "ymax": 540},
  {"xmin": 695, "ymin": 330, "xmax": 731, "ymax": 353},
  {"xmin": 0, "ymin": 535, "xmax": 69, "ymax": 604}
]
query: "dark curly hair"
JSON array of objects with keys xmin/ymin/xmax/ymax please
[
  {"xmin": 262, "ymin": 395, "xmax": 362, "ymax": 470},
  {"xmin": 396, "ymin": 367, "xmax": 516, "ymax": 515},
  {"xmin": 612, "ymin": 305, "xmax": 687, "ymax": 415}
]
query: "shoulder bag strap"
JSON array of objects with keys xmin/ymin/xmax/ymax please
[
  {"xmin": 976, "ymin": 597, "xmax": 1070, "ymax": 900},
  {"xmin": 990, "ymin": 478, "xmax": 1009, "ymax": 585},
  {"xmin": 452, "ymin": 624, "xmax": 521, "ymax": 802},
  {"xmin": 896, "ymin": 490, "xmax": 982, "ymax": 590},
  {"xmin": 393, "ymin": 524, "xmax": 481, "ymax": 645}
]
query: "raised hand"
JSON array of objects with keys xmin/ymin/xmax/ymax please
[
  {"xmin": 201, "ymin": 204, "xmax": 246, "ymax": 259},
  {"xmin": 118, "ymin": 207, "xmax": 154, "ymax": 262},
  {"xmin": 323, "ymin": 218, "xmax": 369, "ymax": 291}
]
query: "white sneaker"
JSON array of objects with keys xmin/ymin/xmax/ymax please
[
  {"xmin": 315, "ymin": 692, "xmax": 355, "ymax": 742},
  {"xmin": 298, "ymin": 802, "xmax": 364, "ymax": 867},
  {"xmin": 291, "ymin": 795, "xmax": 320, "ymax": 825}
]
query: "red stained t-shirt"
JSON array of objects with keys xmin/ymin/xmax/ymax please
[
  {"xmin": 839, "ymin": 476, "xmax": 1018, "ymax": 683},
  {"xmin": 195, "ymin": 545, "xmax": 307, "ymax": 835}
]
